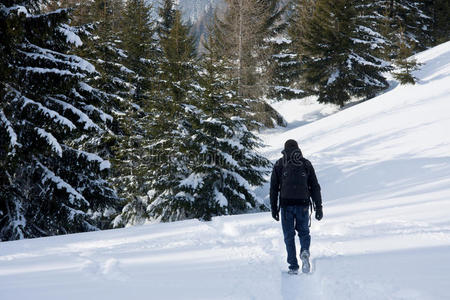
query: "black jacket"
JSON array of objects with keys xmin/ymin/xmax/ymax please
[{"xmin": 270, "ymin": 146, "xmax": 322, "ymax": 211}]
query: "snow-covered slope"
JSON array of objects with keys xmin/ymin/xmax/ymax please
[{"xmin": 1, "ymin": 42, "xmax": 450, "ymax": 300}]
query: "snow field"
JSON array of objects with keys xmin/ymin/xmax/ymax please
[{"xmin": 1, "ymin": 42, "xmax": 450, "ymax": 299}]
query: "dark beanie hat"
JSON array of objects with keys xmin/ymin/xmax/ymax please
[{"xmin": 284, "ymin": 139, "xmax": 299, "ymax": 150}]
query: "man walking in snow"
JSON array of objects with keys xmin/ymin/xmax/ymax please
[{"xmin": 270, "ymin": 139, "xmax": 323, "ymax": 274}]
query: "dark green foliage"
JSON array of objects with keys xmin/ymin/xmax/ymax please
[
  {"xmin": 267, "ymin": 0, "xmax": 311, "ymax": 100},
  {"xmin": 0, "ymin": 2, "xmax": 120, "ymax": 240},
  {"xmin": 122, "ymin": 0, "xmax": 159, "ymax": 106},
  {"xmin": 145, "ymin": 10, "xmax": 202, "ymax": 221},
  {"xmin": 160, "ymin": 10, "xmax": 197, "ymax": 104},
  {"xmin": 145, "ymin": 20, "xmax": 271, "ymax": 221},
  {"xmin": 110, "ymin": 0, "xmax": 161, "ymax": 225},
  {"xmin": 190, "ymin": 35, "xmax": 271, "ymax": 220},
  {"xmin": 423, "ymin": 0, "xmax": 450, "ymax": 45},
  {"xmin": 158, "ymin": 0, "xmax": 176, "ymax": 40},
  {"xmin": 70, "ymin": 0, "xmax": 136, "ymax": 205},
  {"xmin": 377, "ymin": 0, "xmax": 433, "ymax": 56},
  {"xmin": 267, "ymin": 39, "xmax": 306, "ymax": 100},
  {"xmin": 297, "ymin": 0, "xmax": 391, "ymax": 106},
  {"xmin": 392, "ymin": 29, "xmax": 422, "ymax": 84}
]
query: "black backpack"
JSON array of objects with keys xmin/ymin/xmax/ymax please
[{"xmin": 280, "ymin": 158, "xmax": 310, "ymax": 200}]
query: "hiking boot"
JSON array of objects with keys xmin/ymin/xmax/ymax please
[
  {"xmin": 300, "ymin": 250, "xmax": 310, "ymax": 273},
  {"xmin": 288, "ymin": 268, "xmax": 299, "ymax": 275}
]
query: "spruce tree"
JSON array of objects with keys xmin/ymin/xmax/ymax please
[
  {"xmin": 375, "ymin": 1, "xmax": 431, "ymax": 84},
  {"xmin": 145, "ymin": 10, "xmax": 203, "ymax": 221},
  {"xmin": 122, "ymin": 0, "xmax": 159, "ymax": 107},
  {"xmin": 144, "ymin": 18, "xmax": 272, "ymax": 221},
  {"xmin": 298, "ymin": 0, "xmax": 391, "ymax": 106},
  {"xmin": 178, "ymin": 33, "xmax": 271, "ymax": 220},
  {"xmin": 110, "ymin": 0, "xmax": 161, "ymax": 225},
  {"xmin": 392, "ymin": 27, "xmax": 421, "ymax": 84},
  {"xmin": 267, "ymin": 0, "xmax": 311, "ymax": 100},
  {"xmin": 75, "ymin": 0, "xmax": 131, "ymax": 101},
  {"xmin": 378, "ymin": 0, "xmax": 433, "ymax": 53},
  {"xmin": 67, "ymin": 0, "xmax": 140, "ymax": 204},
  {"xmin": 423, "ymin": 0, "xmax": 450, "ymax": 45},
  {"xmin": 0, "ymin": 2, "xmax": 121, "ymax": 240},
  {"xmin": 157, "ymin": 0, "xmax": 176, "ymax": 41}
]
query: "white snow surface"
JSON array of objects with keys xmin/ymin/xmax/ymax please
[{"xmin": 1, "ymin": 42, "xmax": 450, "ymax": 300}]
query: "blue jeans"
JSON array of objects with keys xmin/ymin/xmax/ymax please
[{"xmin": 281, "ymin": 205, "xmax": 311, "ymax": 270}]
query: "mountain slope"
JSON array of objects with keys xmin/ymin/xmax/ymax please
[{"xmin": 1, "ymin": 42, "xmax": 450, "ymax": 300}]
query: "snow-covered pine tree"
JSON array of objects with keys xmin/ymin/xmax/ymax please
[
  {"xmin": 378, "ymin": 0, "xmax": 433, "ymax": 54},
  {"xmin": 65, "ymin": 0, "xmax": 149, "ymax": 208},
  {"xmin": 121, "ymin": 0, "xmax": 159, "ymax": 107},
  {"xmin": 267, "ymin": 0, "xmax": 310, "ymax": 101},
  {"xmin": 111, "ymin": 0, "xmax": 160, "ymax": 199},
  {"xmin": 73, "ymin": 0, "xmax": 131, "ymax": 102},
  {"xmin": 144, "ymin": 10, "xmax": 204, "ymax": 221},
  {"xmin": 374, "ymin": 1, "xmax": 429, "ymax": 85},
  {"xmin": 298, "ymin": 0, "xmax": 391, "ymax": 106},
  {"xmin": 0, "ymin": 2, "xmax": 120, "ymax": 240},
  {"xmin": 178, "ymin": 32, "xmax": 272, "ymax": 221},
  {"xmin": 267, "ymin": 37, "xmax": 306, "ymax": 100},
  {"xmin": 109, "ymin": 0, "xmax": 163, "ymax": 227}
]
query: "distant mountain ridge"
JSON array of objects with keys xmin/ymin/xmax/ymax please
[
  {"xmin": 147, "ymin": 0, "xmax": 220, "ymax": 23},
  {"xmin": 177, "ymin": 0, "xmax": 220, "ymax": 24},
  {"xmin": 147, "ymin": 0, "xmax": 221, "ymax": 51}
]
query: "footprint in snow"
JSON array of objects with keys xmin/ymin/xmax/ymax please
[{"xmin": 101, "ymin": 258, "xmax": 130, "ymax": 282}]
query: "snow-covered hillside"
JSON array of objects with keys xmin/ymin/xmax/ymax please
[{"xmin": 1, "ymin": 42, "xmax": 450, "ymax": 300}]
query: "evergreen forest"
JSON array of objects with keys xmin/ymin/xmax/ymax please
[{"xmin": 1, "ymin": 0, "xmax": 449, "ymax": 241}]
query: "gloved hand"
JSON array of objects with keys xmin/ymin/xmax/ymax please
[
  {"xmin": 272, "ymin": 209, "xmax": 279, "ymax": 221},
  {"xmin": 315, "ymin": 206, "xmax": 323, "ymax": 221}
]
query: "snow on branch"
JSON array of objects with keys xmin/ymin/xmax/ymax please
[
  {"xmin": 8, "ymin": 201, "xmax": 26, "ymax": 240},
  {"xmin": 61, "ymin": 204, "xmax": 85, "ymax": 221},
  {"xmin": 81, "ymin": 100, "xmax": 113, "ymax": 124},
  {"xmin": 356, "ymin": 25, "xmax": 384, "ymax": 39},
  {"xmin": 36, "ymin": 127, "xmax": 63, "ymax": 157},
  {"xmin": 36, "ymin": 160, "xmax": 89, "ymax": 206},
  {"xmin": 179, "ymin": 173, "xmax": 205, "ymax": 189},
  {"xmin": 1, "ymin": 5, "xmax": 30, "ymax": 17},
  {"xmin": 0, "ymin": 109, "xmax": 19, "ymax": 152},
  {"xmin": 224, "ymin": 170, "xmax": 255, "ymax": 194},
  {"xmin": 58, "ymin": 24, "xmax": 83, "ymax": 47},
  {"xmin": 217, "ymin": 138, "xmax": 245, "ymax": 151},
  {"xmin": 62, "ymin": 145, "xmax": 111, "ymax": 171},
  {"xmin": 18, "ymin": 66, "xmax": 85, "ymax": 78},
  {"xmin": 214, "ymin": 188, "xmax": 228, "ymax": 207},
  {"xmin": 347, "ymin": 52, "xmax": 389, "ymax": 68},
  {"xmin": 47, "ymin": 97, "xmax": 100, "ymax": 131},
  {"xmin": 327, "ymin": 70, "xmax": 340, "ymax": 85},
  {"xmin": 18, "ymin": 94, "xmax": 76, "ymax": 130},
  {"xmin": 274, "ymin": 86, "xmax": 305, "ymax": 94},
  {"xmin": 22, "ymin": 43, "xmax": 96, "ymax": 73}
]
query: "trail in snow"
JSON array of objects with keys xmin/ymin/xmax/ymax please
[{"xmin": 1, "ymin": 42, "xmax": 450, "ymax": 300}]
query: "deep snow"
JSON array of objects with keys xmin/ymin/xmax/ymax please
[{"xmin": 1, "ymin": 42, "xmax": 450, "ymax": 300}]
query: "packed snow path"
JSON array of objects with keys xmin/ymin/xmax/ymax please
[{"xmin": 1, "ymin": 43, "xmax": 450, "ymax": 299}]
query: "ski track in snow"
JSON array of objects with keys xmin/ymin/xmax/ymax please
[{"xmin": 1, "ymin": 43, "xmax": 450, "ymax": 299}]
